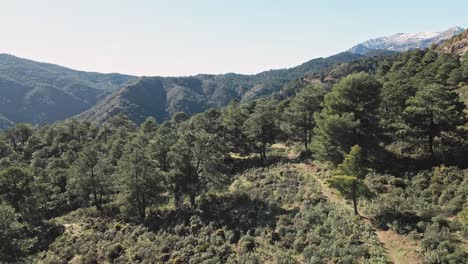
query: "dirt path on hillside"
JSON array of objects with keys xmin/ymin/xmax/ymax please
[{"xmin": 294, "ymin": 161, "xmax": 422, "ymax": 264}]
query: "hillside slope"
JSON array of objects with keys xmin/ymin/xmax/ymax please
[
  {"xmin": 80, "ymin": 52, "xmax": 364, "ymax": 123},
  {"xmin": 437, "ymin": 29, "xmax": 468, "ymax": 56},
  {"xmin": 0, "ymin": 54, "xmax": 135, "ymax": 128}
]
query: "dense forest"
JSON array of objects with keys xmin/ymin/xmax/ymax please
[{"xmin": 1, "ymin": 44, "xmax": 467, "ymax": 264}]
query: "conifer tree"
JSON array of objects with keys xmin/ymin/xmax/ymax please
[
  {"xmin": 404, "ymin": 84, "xmax": 466, "ymax": 156},
  {"xmin": 312, "ymin": 73, "xmax": 381, "ymax": 164},
  {"xmin": 68, "ymin": 146, "xmax": 111, "ymax": 211},
  {"xmin": 327, "ymin": 145, "xmax": 369, "ymax": 215},
  {"xmin": 169, "ymin": 116, "xmax": 227, "ymax": 207},
  {"xmin": 283, "ymin": 85, "xmax": 325, "ymax": 150},
  {"xmin": 118, "ymin": 142, "xmax": 163, "ymax": 219},
  {"xmin": 244, "ymin": 99, "xmax": 279, "ymax": 162}
]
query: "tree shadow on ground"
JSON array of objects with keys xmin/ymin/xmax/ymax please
[
  {"xmin": 145, "ymin": 192, "xmax": 293, "ymax": 233},
  {"xmin": 373, "ymin": 146, "xmax": 468, "ymax": 175},
  {"xmin": 226, "ymin": 154, "xmax": 305, "ymax": 176},
  {"xmin": 372, "ymin": 209, "xmax": 422, "ymax": 233}
]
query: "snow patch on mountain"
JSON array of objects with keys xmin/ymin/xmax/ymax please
[{"xmin": 348, "ymin": 27, "xmax": 465, "ymax": 54}]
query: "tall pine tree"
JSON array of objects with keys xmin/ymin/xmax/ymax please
[
  {"xmin": 312, "ymin": 73, "xmax": 381, "ymax": 164},
  {"xmin": 404, "ymin": 83, "xmax": 466, "ymax": 157},
  {"xmin": 283, "ymin": 85, "xmax": 325, "ymax": 150}
]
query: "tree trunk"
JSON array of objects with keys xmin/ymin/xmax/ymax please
[
  {"xmin": 136, "ymin": 193, "xmax": 142, "ymax": 218},
  {"xmin": 140, "ymin": 193, "xmax": 146, "ymax": 219},
  {"xmin": 304, "ymin": 127, "xmax": 308, "ymax": 150},
  {"xmin": 352, "ymin": 195, "xmax": 358, "ymax": 215},
  {"xmin": 428, "ymin": 114, "xmax": 435, "ymax": 157},
  {"xmin": 352, "ymin": 181, "xmax": 358, "ymax": 216},
  {"xmin": 428, "ymin": 133, "xmax": 434, "ymax": 156},
  {"xmin": 308, "ymin": 113, "xmax": 313, "ymax": 146},
  {"xmin": 174, "ymin": 184, "xmax": 181, "ymax": 208},
  {"xmin": 93, "ymin": 190, "xmax": 101, "ymax": 211},
  {"xmin": 91, "ymin": 170, "xmax": 101, "ymax": 211},
  {"xmin": 190, "ymin": 193, "xmax": 196, "ymax": 208},
  {"xmin": 161, "ymin": 155, "xmax": 168, "ymax": 172}
]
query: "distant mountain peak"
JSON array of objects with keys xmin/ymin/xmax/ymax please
[{"xmin": 348, "ymin": 26, "xmax": 465, "ymax": 55}]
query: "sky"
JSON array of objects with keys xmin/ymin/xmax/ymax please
[{"xmin": 0, "ymin": 0, "xmax": 466, "ymax": 76}]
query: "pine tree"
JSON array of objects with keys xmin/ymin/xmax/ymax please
[
  {"xmin": 327, "ymin": 145, "xmax": 369, "ymax": 215},
  {"xmin": 67, "ymin": 146, "xmax": 111, "ymax": 211},
  {"xmin": 244, "ymin": 99, "xmax": 279, "ymax": 162},
  {"xmin": 0, "ymin": 202, "xmax": 27, "ymax": 262},
  {"xmin": 149, "ymin": 121, "xmax": 177, "ymax": 172},
  {"xmin": 118, "ymin": 142, "xmax": 163, "ymax": 219},
  {"xmin": 222, "ymin": 100, "xmax": 249, "ymax": 153},
  {"xmin": 312, "ymin": 73, "xmax": 381, "ymax": 164},
  {"xmin": 169, "ymin": 116, "xmax": 227, "ymax": 208},
  {"xmin": 283, "ymin": 85, "xmax": 325, "ymax": 150},
  {"xmin": 404, "ymin": 84, "xmax": 466, "ymax": 156},
  {"xmin": 380, "ymin": 81, "xmax": 416, "ymax": 139},
  {"xmin": 0, "ymin": 167, "xmax": 34, "ymax": 212},
  {"xmin": 140, "ymin": 116, "xmax": 158, "ymax": 135}
]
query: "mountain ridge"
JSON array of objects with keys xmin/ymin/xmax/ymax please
[
  {"xmin": 0, "ymin": 54, "xmax": 135, "ymax": 128},
  {"xmin": 1, "ymin": 26, "xmax": 465, "ymax": 128},
  {"xmin": 78, "ymin": 52, "xmax": 365, "ymax": 124},
  {"xmin": 348, "ymin": 26, "xmax": 464, "ymax": 54}
]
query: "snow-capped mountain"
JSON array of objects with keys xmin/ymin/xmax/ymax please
[{"xmin": 348, "ymin": 26, "xmax": 465, "ymax": 54}]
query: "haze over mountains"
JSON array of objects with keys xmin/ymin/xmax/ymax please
[{"xmin": 0, "ymin": 26, "xmax": 465, "ymax": 128}]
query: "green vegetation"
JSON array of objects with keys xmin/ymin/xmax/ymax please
[
  {"xmin": 363, "ymin": 166, "xmax": 467, "ymax": 263},
  {"xmin": 0, "ymin": 34, "xmax": 467, "ymax": 263},
  {"xmin": 327, "ymin": 145, "xmax": 370, "ymax": 215},
  {"xmin": 0, "ymin": 54, "xmax": 134, "ymax": 128},
  {"xmin": 312, "ymin": 73, "xmax": 381, "ymax": 164},
  {"xmin": 282, "ymin": 85, "xmax": 325, "ymax": 151},
  {"xmin": 80, "ymin": 53, "xmax": 364, "ymax": 125}
]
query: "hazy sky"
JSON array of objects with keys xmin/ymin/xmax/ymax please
[{"xmin": 0, "ymin": 0, "xmax": 466, "ymax": 76}]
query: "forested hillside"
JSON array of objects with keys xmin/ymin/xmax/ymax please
[
  {"xmin": 0, "ymin": 52, "xmax": 364, "ymax": 129},
  {"xmin": 79, "ymin": 52, "xmax": 364, "ymax": 124},
  {"xmin": 0, "ymin": 54, "xmax": 134, "ymax": 128},
  {"xmin": 1, "ymin": 32, "xmax": 467, "ymax": 263}
]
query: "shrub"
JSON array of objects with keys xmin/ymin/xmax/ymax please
[
  {"xmin": 237, "ymin": 235, "xmax": 256, "ymax": 255},
  {"xmin": 293, "ymin": 238, "xmax": 305, "ymax": 253},
  {"xmin": 106, "ymin": 243, "xmax": 124, "ymax": 261},
  {"xmin": 270, "ymin": 232, "xmax": 281, "ymax": 244},
  {"xmin": 114, "ymin": 223, "xmax": 123, "ymax": 231},
  {"xmin": 227, "ymin": 229, "xmax": 241, "ymax": 244}
]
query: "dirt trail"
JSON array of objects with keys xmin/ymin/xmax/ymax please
[
  {"xmin": 294, "ymin": 161, "xmax": 422, "ymax": 264},
  {"xmin": 375, "ymin": 230, "xmax": 422, "ymax": 264}
]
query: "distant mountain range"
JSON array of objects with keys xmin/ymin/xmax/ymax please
[
  {"xmin": 79, "ymin": 52, "xmax": 365, "ymax": 124},
  {"xmin": 0, "ymin": 54, "xmax": 134, "ymax": 128},
  {"xmin": 348, "ymin": 27, "xmax": 464, "ymax": 54},
  {"xmin": 0, "ymin": 52, "xmax": 367, "ymax": 127},
  {"xmin": 0, "ymin": 26, "xmax": 465, "ymax": 128}
]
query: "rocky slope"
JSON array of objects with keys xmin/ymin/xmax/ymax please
[{"xmin": 437, "ymin": 29, "xmax": 468, "ymax": 56}]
